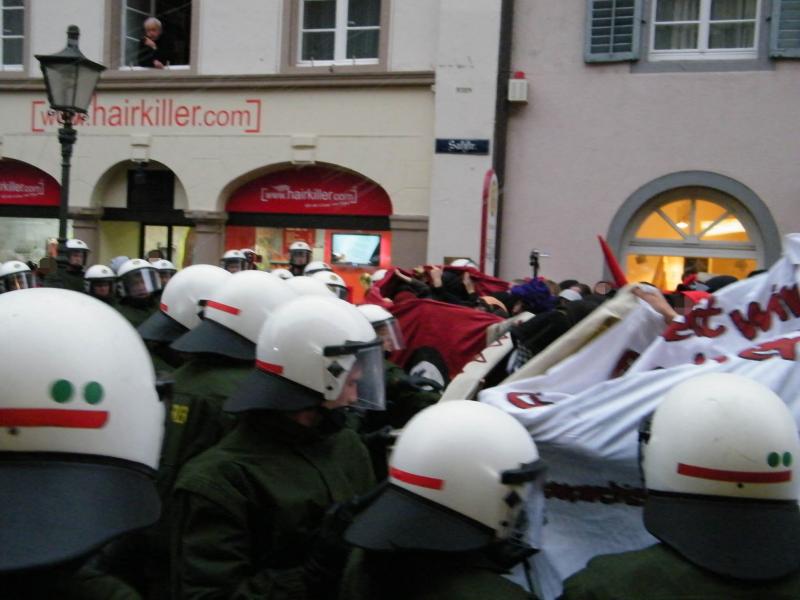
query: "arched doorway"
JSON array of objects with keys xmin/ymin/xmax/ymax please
[
  {"xmin": 608, "ymin": 172, "xmax": 779, "ymax": 290},
  {"xmin": 224, "ymin": 164, "xmax": 393, "ymax": 302}
]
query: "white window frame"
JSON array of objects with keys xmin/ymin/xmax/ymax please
[
  {"xmin": 0, "ymin": 1, "xmax": 24, "ymax": 71},
  {"xmin": 297, "ymin": 0, "xmax": 380, "ymax": 66},
  {"xmin": 649, "ymin": 0, "xmax": 761, "ymax": 61},
  {"xmin": 120, "ymin": 0, "xmax": 190, "ymax": 71}
]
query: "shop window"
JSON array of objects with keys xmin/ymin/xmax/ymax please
[
  {"xmin": 623, "ymin": 188, "xmax": 761, "ymax": 289},
  {"xmin": 294, "ymin": 0, "xmax": 383, "ymax": 66},
  {"xmin": 0, "ymin": 217, "xmax": 71, "ymax": 265},
  {"xmin": 121, "ymin": 0, "xmax": 191, "ymax": 69},
  {"xmin": 1, "ymin": 0, "xmax": 24, "ymax": 71}
]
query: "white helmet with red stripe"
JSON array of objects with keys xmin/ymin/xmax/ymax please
[
  {"xmin": 640, "ymin": 372, "xmax": 800, "ymax": 580},
  {"xmin": 225, "ymin": 296, "xmax": 385, "ymax": 413},
  {"xmin": 0, "ymin": 288, "xmax": 163, "ymax": 572},
  {"xmin": 345, "ymin": 401, "xmax": 545, "ymax": 552},
  {"xmin": 138, "ymin": 264, "xmax": 230, "ymax": 343},
  {"xmin": 170, "ymin": 270, "xmax": 296, "ymax": 360}
]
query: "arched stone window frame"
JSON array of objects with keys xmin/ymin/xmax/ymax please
[{"xmin": 606, "ymin": 171, "xmax": 781, "ymax": 279}]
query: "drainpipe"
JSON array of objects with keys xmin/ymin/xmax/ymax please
[{"xmin": 491, "ymin": 0, "xmax": 514, "ymax": 276}]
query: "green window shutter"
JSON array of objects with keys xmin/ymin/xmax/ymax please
[
  {"xmin": 584, "ymin": 0, "xmax": 642, "ymax": 63},
  {"xmin": 771, "ymin": 0, "xmax": 800, "ymax": 58}
]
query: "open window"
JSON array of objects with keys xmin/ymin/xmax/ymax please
[{"xmin": 120, "ymin": 0, "xmax": 192, "ymax": 69}]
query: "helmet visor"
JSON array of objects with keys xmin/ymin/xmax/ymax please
[
  {"xmin": 375, "ymin": 317, "xmax": 405, "ymax": 352},
  {"xmin": 3, "ymin": 271, "xmax": 37, "ymax": 291},
  {"xmin": 323, "ymin": 340, "xmax": 386, "ymax": 411},
  {"xmin": 329, "ymin": 284, "xmax": 349, "ymax": 301},
  {"xmin": 121, "ymin": 268, "xmax": 162, "ymax": 298},
  {"xmin": 290, "ymin": 249, "xmax": 310, "ymax": 266}
]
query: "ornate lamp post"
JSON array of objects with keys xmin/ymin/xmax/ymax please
[{"xmin": 35, "ymin": 25, "xmax": 105, "ymax": 261}]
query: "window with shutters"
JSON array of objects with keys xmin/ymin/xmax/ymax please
[
  {"xmin": 770, "ymin": 0, "xmax": 800, "ymax": 57},
  {"xmin": 585, "ymin": 0, "xmax": 642, "ymax": 62},
  {"xmin": 650, "ymin": 0, "xmax": 761, "ymax": 60}
]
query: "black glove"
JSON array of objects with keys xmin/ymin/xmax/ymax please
[
  {"xmin": 304, "ymin": 501, "xmax": 357, "ymax": 588},
  {"xmin": 361, "ymin": 425, "xmax": 394, "ymax": 453},
  {"xmin": 407, "ymin": 373, "xmax": 444, "ymax": 392}
]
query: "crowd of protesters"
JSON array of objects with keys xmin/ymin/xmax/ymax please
[{"xmin": 1, "ymin": 237, "xmax": 797, "ymax": 600}]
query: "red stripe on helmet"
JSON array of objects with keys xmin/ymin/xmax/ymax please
[
  {"xmin": 0, "ymin": 408, "xmax": 108, "ymax": 429},
  {"xmin": 390, "ymin": 466, "xmax": 444, "ymax": 490},
  {"xmin": 677, "ymin": 463, "xmax": 791, "ymax": 484},
  {"xmin": 206, "ymin": 300, "xmax": 241, "ymax": 315},
  {"xmin": 256, "ymin": 359, "xmax": 284, "ymax": 375}
]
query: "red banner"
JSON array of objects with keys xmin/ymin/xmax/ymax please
[
  {"xmin": 0, "ymin": 159, "xmax": 60, "ymax": 206},
  {"xmin": 226, "ymin": 166, "xmax": 392, "ymax": 216}
]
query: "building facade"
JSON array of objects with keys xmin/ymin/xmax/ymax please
[
  {"xmin": 2, "ymin": 0, "xmax": 798, "ymax": 291},
  {"xmin": 0, "ymin": 0, "xmax": 440, "ymax": 297},
  {"xmin": 495, "ymin": 0, "xmax": 800, "ymax": 287}
]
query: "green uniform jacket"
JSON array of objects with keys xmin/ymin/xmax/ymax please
[
  {"xmin": 339, "ymin": 549, "xmax": 533, "ymax": 600},
  {"xmin": 42, "ymin": 267, "xmax": 85, "ymax": 292},
  {"xmin": 559, "ymin": 543, "xmax": 800, "ymax": 600},
  {"xmin": 115, "ymin": 298, "xmax": 159, "ymax": 328},
  {"xmin": 157, "ymin": 358, "xmax": 251, "ymax": 499},
  {"xmin": 171, "ymin": 413, "xmax": 375, "ymax": 600}
]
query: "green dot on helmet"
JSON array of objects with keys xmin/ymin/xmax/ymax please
[
  {"xmin": 84, "ymin": 381, "xmax": 104, "ymax": 405},
  {"xmin": 51, "ymin": 379, "xmax": 74, "ymax": 403}
]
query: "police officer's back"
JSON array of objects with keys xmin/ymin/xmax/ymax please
[
  {"xmin": 560, "ymin": 373, "xmax": 800, "ymax": 599},
  {"xmin": 171, "ymin": 296, "xmax": 382, "ymax": 599}
]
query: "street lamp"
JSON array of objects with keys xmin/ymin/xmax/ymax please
[{"xmin": 35, "ymin": 25, "xmax": 105, "ymax": 262}]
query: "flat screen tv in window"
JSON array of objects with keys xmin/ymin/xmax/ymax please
[{"xmin": 331, "ymin": 233, "xmax": 380, "ymax": 266}]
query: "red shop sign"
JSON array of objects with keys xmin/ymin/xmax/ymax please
[
  {"xmin": 0, "ymin": 159, "xmax": 60, "ymax": 206},
  {"xmin": 226, "ymin": 166, "xmax": 392, "ymax": 216}
]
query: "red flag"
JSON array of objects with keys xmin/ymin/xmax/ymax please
[{"xmin": 598, "ymin": 235, "xmax": 628, "ymax": 288}]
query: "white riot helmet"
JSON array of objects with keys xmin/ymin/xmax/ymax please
[
  {"xmin": 138, "ymin": 264, "xmax": 231, "ymax": 343},
  {"xmin": 226, "ymin": 296, "xmax": 385, "ymax": 413},
  {"xmin": 171, "ymin": 270, "xmax": 296, "ymax": 360},
  {"xmin": 289, "ymin": 241, "xmax": 312, "ymax": 269},
  {"xmin": 346, "ymin": 401, "xmax": 545, "ymax": 552},
  {"xmin": 357, "ymin": 304, "xmax": 405, "ymax": 352},
  {"xmin": 285, "ymin": 275, "xmax": 337, "ymax": 298},
  {"xmin": 310, "ymin": 270, "xmax": 349, "ymax": 301},
  {"xmin": 303, "ymin": 260, "xmax": 332, "ymax": 276},
  {"xmin": 221, "ymin": 249, "xmax": 247, "ymax": 273},
  {"xmin": 271, "ymin": 268, "xmax": 294, "ymax": 280},
  {"xmin": 64, "ymin": 238, "xmax": 90, "ymax": 268},
  {"xmin": 151, "ymin": 259, "xmax": 177, "ymax": 286},
  {"xmin": 0, "ymin": 261, "xmax": 37, "ymax": 294},
  {"xmin": 0, "ymin": 288, "xmax": 163, "ymax": 572},
  {"xmin": 83, "ymin": 264, "xmax": 116, "ymax": 299},
  {"xmin": 640, "ymin": 373, "xmax": 800, "ymax": 581},
  {"xmin": 116, "ymin": 258, "xmax": 162, "ymax": 299}
]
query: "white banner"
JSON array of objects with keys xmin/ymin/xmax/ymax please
[
  {"xmin": 480, "ymin": 336, "xmax": 800, "ymax": 599},
  {"xmin": 477, "ymin": 234, "xmax": 800, "ymax": 599},
  {"xmin": 630, "ymin": 233, "xmax": 800, "ymax": 372}
]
